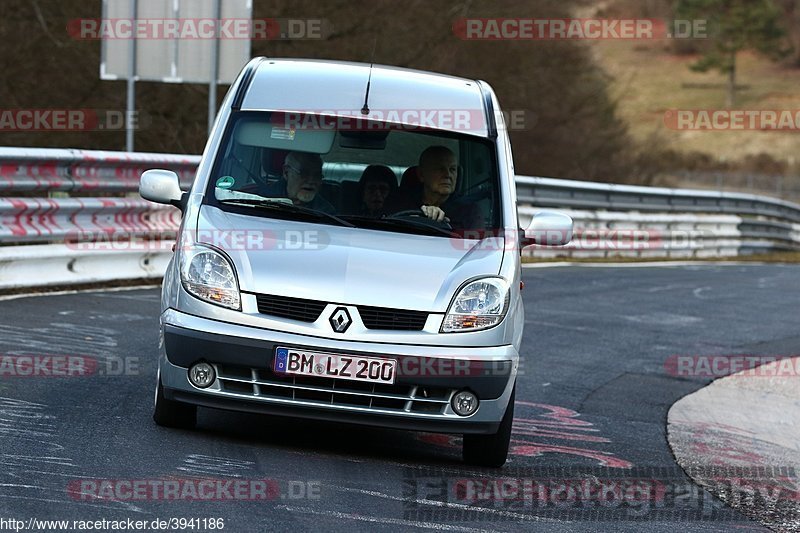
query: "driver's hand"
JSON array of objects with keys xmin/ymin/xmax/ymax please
[{"xmin": 420, "ymin": 205, "xmax": 448, "ymax": 222}]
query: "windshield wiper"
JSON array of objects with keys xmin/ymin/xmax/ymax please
[
  {"xmin": 340, "ymin": 215, "xmax": 458, "ymax": 237},
  {"xmin": 219, "ymin": 198, "xmax": 355, "ymax": 228}
]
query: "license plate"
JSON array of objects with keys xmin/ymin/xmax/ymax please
[{"xmin": 274, "ymin": 347, "xmax": 396, "ymax": 385}]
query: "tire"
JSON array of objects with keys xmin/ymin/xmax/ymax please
[
  {"xmin": 153, "ymin": 376, "xmax": 197, "ymax": 429},
  {"xmin": 462, "ymin": 386, "xmax": 514, "ymax": 467}
]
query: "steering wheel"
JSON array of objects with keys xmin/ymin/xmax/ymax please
[
  {"xmin": 387, "ymin": 209, "xmax": 453, "ymax": 230},
  {"xmin": 390, "ymin": 209, "xmax": 428, "ymax": 218}
]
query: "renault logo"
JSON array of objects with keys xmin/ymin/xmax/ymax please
[{"xmin": 329, "ymin": 307, "xmax": 352, "ymax": 333}]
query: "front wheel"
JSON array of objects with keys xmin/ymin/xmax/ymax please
[
  {"xmin": 462, "ymin": 386, "xmax": 514, "ymax": 467},
  {"xmin": 153, "ymin": 375, "xmax": 197, "ymax": 429}
]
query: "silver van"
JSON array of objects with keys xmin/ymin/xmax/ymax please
[{"xmin": 140, "ymin": 58, "xmax": 572, "ymax": 467}]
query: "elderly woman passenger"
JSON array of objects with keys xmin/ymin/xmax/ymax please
[{"xmin": 352, "ymin": 164, "xmax": 398, "ymax": 217}]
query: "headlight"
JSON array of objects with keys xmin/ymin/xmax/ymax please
[
  {"xmin": 441, "ymin": 277, "xmax": 510, "ymax": 333},
  {"xmin": 180, "ymin": 244, "xmax": 241, "ymax": 310}
]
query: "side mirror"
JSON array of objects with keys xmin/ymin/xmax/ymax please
[
  {"xmin": 139, "ymin": 169, "xmax": 186, "ymax": 210},
  {"xmin": 521, "ymin": 211, "xmax": 573, "ymax": 248}
]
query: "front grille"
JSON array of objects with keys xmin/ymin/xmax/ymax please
[
  {"xmin": 214, "ymin": 364, "xmax": 453, "ymax": 416},
  {"xmin": 358, "ymin": 305, "xmax": 429, "ymax": 331},
  {"xmin": 255, "ymin": 294, "xmax": 327, "ymax": 322},
  {"xmin": 253, "ymin": 293, "xmax": 430, "ymax": 331}
]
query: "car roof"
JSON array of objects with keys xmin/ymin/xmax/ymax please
[{"xmin": 239, "ymin": 58, "xmax": 492, "ymax": 137}]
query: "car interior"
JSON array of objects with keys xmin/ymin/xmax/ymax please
[{"xmin": 211, "ymin": 113, "xmax": 500, "ymax": 230}]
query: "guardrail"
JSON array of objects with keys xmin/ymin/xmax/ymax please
[
  {"xmin": 0, "ymin": 147, "xmax": 198, "ymax": 193},
  {"xmin": 1, "ymin": 148, "xmax": 799, "ymax": 290},
  {"xmin": 516, "ymin": 176, "xmax": 800, "ymax": 224},
  {"xmin": 0, "ymin": 148, "xmax": 194, "ymax": 289},
  {"xmin": 515, "ymin": 176, "xmax": 800, "ymax": 258},
  {"xmin": 0, "ymin": 197, "xmax": 180, "ymax": 244},
  {"xmin": 517, "ymin": 208, "xmax": 745, "ymax": 259}
]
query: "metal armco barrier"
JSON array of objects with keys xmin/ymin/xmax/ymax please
[
  {"xmin": 515, "ymin": 176, "xmax": 800, "ymax": 257},
  {"xmin": 0, "ymin": 197, "xmax": 180, "ymax": 243},
  {"xmin": 0, "ymin": 243, "xmax": 172, "ymax": 290},
  {"xmin": 518, "ymin": 208, "xmax": 744, "ymax": 259},
  {"xmin": 0, "ymin": 147, "xmax": 198, "ymax": 192},
  {"xmin": 516, "ymin": 176, "xmax": 800, "ymax": 224},
  {"xmin": 1, "ymin": 148, "xmax": 799, "ymax": 290},
  {"xmin": 0, "ymin": 148, "xmax": 195, "ymax": 289}
]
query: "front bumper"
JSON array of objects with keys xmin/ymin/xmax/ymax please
[{"xmin": 159, "ymin": 309, "xmax": 518, "ymax": 434}]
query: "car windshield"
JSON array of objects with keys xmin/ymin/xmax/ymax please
[{"xmin": 205, "ymin": 111, "xmax": 502, "ymax": 238}]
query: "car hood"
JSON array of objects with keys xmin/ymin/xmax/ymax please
[{"xmin": 195, "ymin": 206, "xmax": 504, "ymax": 311}]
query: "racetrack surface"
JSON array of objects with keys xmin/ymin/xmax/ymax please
[{"xmin": 1, "ymin": 265, "xmax": 798, "ymax": 532}]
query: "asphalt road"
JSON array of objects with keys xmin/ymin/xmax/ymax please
[{"xmin": 0, "ymin": 264, "xmax": 798, "ymax": 532}]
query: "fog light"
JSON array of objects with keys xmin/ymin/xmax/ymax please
[
  {"xmin": 189, "ymin": 362, "xmax": 215, "ymax": 388},
  {"xmin": 451, "ymin": 390, "xmax": 479, "ymax": 416}
]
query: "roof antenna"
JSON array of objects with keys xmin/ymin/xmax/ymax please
[{"xmin": 361, "ymin": 36, "xmax": 377, "ymax": 115}]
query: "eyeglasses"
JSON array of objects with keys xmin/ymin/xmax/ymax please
[{"xmin": 285, "ymin": 164, "xmax": 323, "ymax": 180}]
